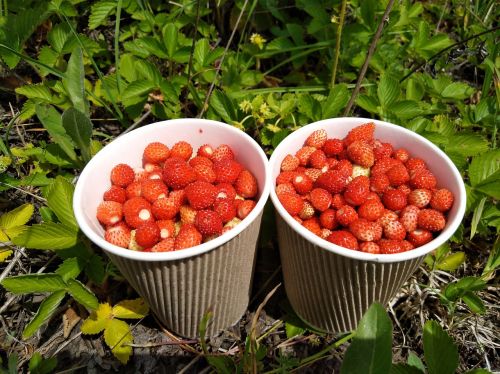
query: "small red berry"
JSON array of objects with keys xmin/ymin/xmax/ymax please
[
  {"xmin": 110, "ymin": 164, "xmax": 135, "ymax": 187},
  {"xmin": 326, "ymin": 230, "xmax": 359, "ymax": 250},
  {"xmin": 97, "ymin": 201, "xmax": 123, "ymax": 226},
  {"xmin": 430, "ymin": 188, "xmax": 454, "ymax": 212},
  {"xmin": 382, "ymin": 190, "xmax": 407, "ymax": 211}
]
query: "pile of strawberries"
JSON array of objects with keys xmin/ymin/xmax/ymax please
[
  {"xmin": 276, "ymin": 123, "xmax": 454, "ymax": 254},
  {"xmin": 96, "ymin": 141, "xmax": 258, "ymax": 252}
]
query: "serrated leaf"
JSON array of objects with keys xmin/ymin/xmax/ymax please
[
  {"xmin": 0, "ymin": 249, "xmax": 13, "ymax": 263},
  {"xmin": 135, "ymin": 37, "xmax": 168, "ymax": 58},
  {"xmin": 436, "ymin": 252, "xmax": 466, "ymax": 271},
  {"xmin": 62, "ymin": 108, "xmax": 93, "ymax": 162},
  {"xmin": 321, "ymin": 84, "xmax": 349, "ymax": 119},
  {"xmin": 406, "ymin": 78, "xmax": 424, "ymax": 101},
  {"xmin": 1, "ymin": 274, "xmax": 66, "ymax": 294},
  {"xmin": 194, "ymin": 39, "xmax": 209, "ymax": 67},
  {"xmin": 210, "ymin": 90, "xmax": 236, "ymax": 123},
  {"xmin": 15, "ymin": 84, "xmax": 53, "ymax": 102},
  {"xmin": 23, "ymin": 290, "xmax": 66, "ymax": 339},
  {"xmin": 390, "ymin": 100, "xmax": 424, "ymax": 120},
  {"xmin": 340, "ymin": 303, "xmax": 392, "ymax": 374},
  {"xmin": 81, "ymin": 303, "xmax": 113, "ymax": 335},
  {"xmin": 423, "ymin": 320, "xmax": 458, "ymax": 374},
  {"xmin": 89, "ymin": 0, "xmax": 116, "ymax": 29},
  {"xmin": 378, "ymin": 75, "xmax": 400, "ymax": 108},
  {"xmin": 162, "ymin": 23, "xmax": 178, "ymax": 58},
  {"xmin": 462, "ymin": 292, "xmax": 486, "ymax": 314},
  {"xmin": 12, "ymin": 222, "xmax": 78, "ymax": 250},
  {"xmin": 47, "ymin": 23, "xmax": 71, "ymax": 53},
  {"xmin": 469, "ymin": 150, "xmax": 500, "ymax": 186},
  {"xmin": 45, "ymin": 176, "xmax": 77, "ymax": 229},
  {"xmin": 441, "ymin": 82, "xmax": 474, "ymax": 100},
  {"xmin": 66, "ymin": 278, "xmax": 98, "ymax": 310},
  {"xmin": 63, "ymin": 47, "xmax": 87, "ymax": 115},
  {"xmin": 445, "ymin": 134, "xmax": 489, "ymax": 157},
  {"xmin": 112, "ymin": 298, "xmax": 149, "ymax": 319},
  {"xmin": 470, "ymin": 197, "xmax": 487, "ymax": 239},
  {"xmin": 135, "ymin": 60, "xmax": 162, "ymax": 85},
  {"xmin": 0, "ymin": 204, "xmax": 34, "ymax": 229},
  {"xmin": 444, "ymin": 277, "xmax": 486, "ymax": 301},
  {"xmin": 104, "ymin": 318, "xmax": 133, "ymax": 364},
  {"xmin": 356, "ymin": 94, "xmax": 379, "ymax": 114},
  {"xmin": 122, "ymin": 80, "xmax": 156, "ymax": 101},
  {"xmin": 56, "ymin": 257, "xmax": 83, "ymax": 281}
]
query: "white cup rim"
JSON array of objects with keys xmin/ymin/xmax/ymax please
[
  {"xmin": 74, "ymin": 119, "xmax": 271, "ymax": 262},
  {"xmin": 269, "ymin": 117, "xmax": 467, "ymax": 263}
]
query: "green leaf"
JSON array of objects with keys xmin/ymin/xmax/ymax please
[
  {"xmin": 1, "ymin": 274, "xmax": 67, "ymax": 294},
  {"xmin": 56, "ymin": 257, "xmax": 83, "ymax": 281},
  {"xmin": 63, "ymin": 47, "xmax": 88, "ymax": 115},
  {"xmin": 378, "ymin": 75, "xmax": 400, "ymax": 108},
  {"xmin": 445, "ymin": 134, "xmax": 489, "ymax": 157},
  {"xmin": 194, "ymin": 39, "xmax": 209, "ymax": 67},
  {"xmin": 406, "ymin": 78, "xmax": 425, "ymax": 101},
  {"xmin": 423, "ymin": 320, "xmax": 458, "ymax": 374},
  {"xmin": 390, "ymin": 100, "xmax": 424, "ymax": 120},
  {"xmin": 15, "ymin": 84, "xmax": 53, "ymax": 102},
  {"xmin": 436, "ymin": 252, "xmax": 466, "ymax": 271},
  {"xmin": 206, "ymin": 356, "xmax": 235, "ymax": 374},
  {"xmin": 462, "ymin": 292, "xmax": 486, "ymax": 314},
  {"xmin": 483, "ymin": 238, "xmax": 500, "ymax": 277},
  {"xmin": 285, "ymin": 321, "xmax": 305, "ymax": 339},
  {"xmin": 135, "ymin": 37, "xmax": 168, "ymax": 58},
  {"xmin": 47, "ymin": 23, "xmax": 71, "ymax": 53},
  {"xmin": 444, "ymin": 277, "xmax": 486, "ymax": 301},
  {"xmin": 62, "ymin": 108, "xmax": 93, "ymax": 162},
  {"xmin": 28, "ymin": 352, "xmax": 57, "ymax": 374},
  {"xmin": 441, "ymin": 82, "xmax": 474, "ymax": 100},
  {"xmin": 122, "ymin": 80, "xmax": 156, "ymax": 101},
  {"xmin": 356, "ymin": 95, "xmax": 379, "ymax": 114},
  {"xmin": 469, "ymin": 150, "xmax": 500, "ymax": 186},
  {"xmin": 465, "ymin": 369, "xmax": 493, "ymax": 374},
  {"xmin": 85, "ymin": 254, "xmax": 106, "ymax": 285},
  {"xmin": 321, "ymin": 84, "xmax": 349, "ymax": 119},
  {"xmin": 407, "ymin": 351, "xmax": 426, "ymax": 372},
  {"xmin": 210, "ymin": 90, "xmax": 236, "ymax": 123},
  {"xmin": 0, "ymin": 204, "xmax": 33, "ymax": 229},
  {"xmin": 66, "ymin": 278, "xmax": 98, "ymax": 310},
  {"xmin": 45, "ymin": 176, "xmax": 77, "ymax": 229},
  {"xmin": 470, "ymin": 197, "xmax": 487, "ymax": 239},
  {"xmin": 89, "ymin": 0, "xmax": 116, "ymax": 29},
  {"xmin": 341, "ymin": 303, "xmax": 392, "ymax": 374},
  {"xmin": 104, "ymin": 318, "xmax": 133, "ymax": 364},
  {"xmin": 12, "ymin": 222, "xmax": 78, "ymax": 250},
  {"xmin": 23, "ymin": 290, "xmax": 66, "ymax": 339},
  {"xmin": 162, "ymin": 23, "xmax": 178, "ymax": 58}
]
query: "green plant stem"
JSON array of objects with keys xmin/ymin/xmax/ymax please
[
  {"xmin": 343, "ymin": 0, "xmax": 396, "ymax": 116},
  {"xmin": 114, "ymin": 0, "xmax": 123, "ymax": 94},
  {"xmin": 330, "ymin": 0, "xmax": 347, "ymax": 88},
  {"xmin": 186, "ymin": 0, "xmax": 202, "ymax": 87}
]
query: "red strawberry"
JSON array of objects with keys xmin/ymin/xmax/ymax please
[
  {"xmin": 214, "ymin": 159, "xmax": 243, "ymax": 184},
  {"xmin": 281, "ymin": 154, "xmax": 300, "ymax": 171},
  {"xmin": 382, "ymin": 220, "xmax": 406, "ymax": 240},
  {"xmin": 410, "ymin": 169, "xmax": 437, "ymax": 189},
  {"xmin": 336, "ymin": 205, "xmax": 358, "ymax": 226},
  {"xmin": 315, "ymin": 170, "xmax": 348, "ymax": 194},
  {"xmin": 430, "ymin": 188, "xmax": 454, "ymax": 212},
  {"xmin": 358, "ymin": 200, "xmax": 384, "ymax": 221},
  {"xmin": 378, "ymin": 239, "xmax": 407, "ymax": 254},
  {"xmin": 331, "ymin": 193, "xmax": 346, "ymax": 209},
  {"xmin": 401, "ymin": 240, "xmax": 414, "ymax": 251},
  {"xmin": 151, "ymin": 238, "xmax": 175, "ymax": 252},
  {"xmin": 215, "ymin": 183, "xmax": 237, "ymax": 201},
  {"xmin": 237, "ymin": 199, "xmax": 256, "ymax": 219},
  {"xmin": 193, "ymin": 164, "xmax": 217, "ymax": 184},
  {"xmin": 399, "ymin": 205, "xmax": 419, "ymax": 232},
  {"xmin": 382, "ymin": 190, "xmax": 407, "ymax": 211},
  {"xmin": 197, "ymin": 144, "xmax": 214, "ymax": 159},
  {"xmin": 295, "ymin": 146, "xmax": 316, "ymax": 166},
  {"xmin": 305, "ymin": 129, "xmax": 327, "ymax": 148},
  {"xmin": 185, "ymin": 181, "xmax": 217, "ymax": 210},
  {"xmin": 135, "ymin": 222, "xmax": 161, "ymax": 247},
  {"xmin": 212, "ymin": 144, "xmax": 234, "ymax": 162},
  {"xmin": 344, "ymin": 176, "xmax": 370, "ymax": 206},
  {"xmin": 195, "ymin": 210, "xmax": 223, "ymax": 236},
  {"xmin": 373, "ymin": 141, "xmax": 393, "ymax": 160},
  {"xmin": 170, "ymin": 141, "xmax": 193, "ymax": 160},
  {"xmin": 110, "ymin": 164, "xmax": 135, "ymax": 187},
  {"xmin": 143, "ymin": 163, "xmax": 162, "ymax": 174},
  {"xmin": 309, "ymin": 149, "xmax": 327, "ymax": 169},
  {"xmin": 143, "ymin": 142, "xmax": 170, "ymax": 164},
  {"xmin": 333, "ymin": 159, "xmax": 353, "ymax": 177},
  {"xmin": 305, "ymin": 168, "xmax": 322, "ymax": 182},
  {"xmin": 417, "ymin": 209, "xmax": 446, "ymax": 231},
  {"xmin": 123, "ymin": 197, "xmax": 154, "ymax": 228},
  {"xmin": 326, "ymin": 230, "xmax": 359, "ymax": 250},
  {"xmin": 346, "ymin": 141, "xmax": 375, "ymax": 168},
  {"xmin": 213, "ymin": 199, "xmax": 237, "ymax": 223},
  {"xmin": 406, "ymin": 158, "xmax": 427, "ymax": 173},
  {"xmin": 97, "ymin": 201, "xmax": 123, "ymax": 226},
  {"xmin": 276, "ymin": 183, "xmax": 295, "ymax": 195},
  {"xmin": 162, "ymin": 159, "xmax": 197, "ymax": 190},
  {"xmin": 359, "ymin": 241, "xmax": 381, "ymax": 254},
  {"xmin": 344, "ymin": 123, "xmax": 375, "ymax": 146},
  {"xmin": 371, "ymin": 158, "xmax": 401, "ymax": 176},
  {"xmin": 322, "ymin": 138, "xmax": 343, "ymax": 156},
  {"xmin": 141, "ymin": 179, "xmax": 168, "ymax": 203},
  {"xmin": 134, "ymin": 167, "xmax": 148, "ymax": 182},
  {"xmin": 174, "ymin": 224, "xmax": 202, "ymax": 250},
  {"xmin": 365, "ymin": 192, "xmax": 381, "ymax": 202},
  {"xmin": 407, "ymin": 229, "xmax": 433, "ymax": 247},
  {"xmin": 393, "ymin": 148, "xmax": 410, "ymax": 163},
  {"xmin": 407, "ymin": 189, "xmax": 432, "ymax": 208},
  {"xmin": 302, "ymin": 217, "xmax": 322, "ymax": 236},
  {"xmin": 278, "ymin": 192, "xmax": 304, "ymax": 216},
  {"xmin": 377, "ymin": 210, "xmax": 399, "ymax": 227},
  {"xmin": 397, "ymin": 184, "xmax": 411, "ymax": 195},
  {"xmin": 189, "ymin": 156, "xmax": 213, "ymax": 168},
  {"xmin": 169, "ymin": 189, "xmax": 186, "ymax": 206},
  {"xmin": 276, "ymin": 171, "xmax": 296, "ymax": 185},
  {"xmin": 103, "ymin": 185, "xmax": 127, "ymax": 203},
  {"xmin": 310, "ymin": 188, "xmax": 332, "ymax": 212},
  {"xmin": 152, "ymin": 197, "xmax": 180, "ymax": 220},
  {"xmin": 235, "ymin": 170, "xmax": 258, "ymax": 198},
  {"xmin": 386, "ymin": 164, "xmax": 410, "ymax": 186},
  {"xmin": 157, "ymin": 219, "xmax": 176, "ymax": 239},
  {"xmin": 299, "ymin": 201, "xmax": 315, "ymax": 220},
  {"xmin": 180, "ymin": 205, "xmax": 197, "ymax": 224},
  {"xmin": 104, "ymin": 222, "xmax": 131, "ymax": 248},
  {"xmin": 349, "ymin": 219, "xmax": 383, "ymax": 242},
  {"xmin": 318, "ymin": 209, "xmax": 337, "ymax": 230},
  {"xmin": 326, "ymin": 158, "xmax": 339, "ymax": 170},
  {"xmin": 292, "ymin": 173, "xmax": 313, "ymax": 195}
]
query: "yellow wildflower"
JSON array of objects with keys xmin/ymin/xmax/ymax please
[{"xmin": 250, "ymin": 33, "xmax": 267, "ymax": 49}]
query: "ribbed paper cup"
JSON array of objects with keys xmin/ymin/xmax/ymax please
[
  {"xmin": 269, "ymin": 117, "xmax": 466, "ymax": 334},
  {"xmin": 74, "ymin": 119, "xmax": 270, "ymax": 338}
]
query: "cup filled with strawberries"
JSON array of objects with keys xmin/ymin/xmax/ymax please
[
  {"xmin": 74, "ymin": 119, "xmax": 270, "ymax": 338},
  {"xmin": 269, "ymin": 117, "xmax": 466, "ymax": 333}
]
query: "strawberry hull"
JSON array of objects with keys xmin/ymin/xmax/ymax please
[
  {"xmin": 269, "ymin": 117, "xmax": 466, "ymax": 333},
  {"xmin": 74, "ymin": 119, "xmax": 270, "ymax": 338}
]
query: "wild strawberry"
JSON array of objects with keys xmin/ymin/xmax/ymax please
[
  {"xmin": 276, "ymin": 183, "xmax": 295, "ymax": 195},
  {"xmin": 162, "ymin": 159, "xmax": 197, "ymax": 190},
  {"xmin": 322, "ymin": 138, "xmax": 343, "ymax": 156},
  {"xmin": 410, "ymin": 169, "xmax": 437, "ymax": 189},
  {"xmin": 97, "ymin": 201, "xmax": 123, "ymax": 226},
  {"xmin": 170, "ymin": 141, "xmax": 193, "ymax": 160},
  {"xmin": 194, "ymin": 210, "xmax": 223, "ymax": 236},
  {"xmin": 366, "ymin": 192, "xmax": 381, "ymax": 202},
  {"xmin": 406, "ymin": 158, "xmax": 427, "ymax": 173},
  {"xmin": 378, "ymin": 239, "xmax": 407, "ymax": 254},
  {"xmin": 319, "ymin": 209, "xmax": 338, "ymax": 230},
  {"xmin": 337, "ymin": 148, "xmax": 348, "ymax": 160},
  {"xmin": 295, "ymin": 146, "xmax": 316, "ymax": 166},
  {"xmin": 305, "ymin": 129, "xmax": 327, "ymax": 148},
  {"xmin": 407, "ymin": 189, "xmax": 432, "ymax": 208},
  {"xmin": 143, "ymin": 142, "xmax": 170, "ymax": 164},
  {"xmin": 280, "ymin": 154, "xmax": 300, "ymax": 171},
  {"xmin": 359, "ymin": 241, "xmax": 381, "ymax": 254},
  {"xmin": 417, "ymin": 209, "xmax": 446, "ymax": 231},
  {"xmin": 123, "ymin": 197, "xmax": 154, "ymax": 228},
  {"xmin": 174, "ymin": 224, "xmax": 202, "ymax": 250},
  {"xmin": 351, "ymin": 165, "xmax": 370, "ymax": 178},
  {"xmin": 184, "ymin": 181, "xmax": 217, "ymax": 210},
  {"xmin": 276, "ymin": 171, "xmax": 296, "ymax": 185},
  {"xmin": 386, "ymin": 164, "xmax": 410, "ymax": 186},
  {"xmin": 197, "ymin": 144, "xmax": 214, "ymax": 159},
  {"xmin": 157, "ymin": 219, "xmax": 176, "ymax": 239},
  {"xmin": 215, "ymin": 183, "xmax": 237, "ymax": 201},
  {"xmin": 320, "ymin": 228, "xmax": 332, "ymax": 239},
  {"xmin": 134, "ymin": 167, "xmax": 148, "ymax": 182},
  {"xmin": 143, "ymin": 163, "xmax": 163, "ymax": 174},
  {"xmin": 103, "ymin": 185, "xmax": 127, "ymax": 203},
  {"xmin": 333, "ymin": 159, "xmax": 353, "ymax": 177},
  {"xmin": 104, "ymin": 222, "xmax": 131, "ymax": 248},
  {"xmin": 407, "ymin": 229, "xmax": 433, "ymax": 247},
  {"xmin": 371, "ymin": 158, "xmax": 400, "ymax": 176},
  {"xmin": 430, "ymin": 188, "xmax": 454, "ymax": 212},
  {"xmin": 309, "ymin": 149, "xmax": 327, "ymax": 169},
  {"xmin": 141, "ymin": 179, "xmax": 168, "ymax": 203},
  {"xmin": 213, "ymin": 199, "xmax": 236, "ymax": 223},
  {"xmin": 346, "ymin": 141, "xmax": 375, "ymax": 168},
  {"xmin": 180, "ymin": 205, "xmax": 197, "ymax": 224},
  {"xmin": 169, "ymin": 190, "xmax": 186, "ymax": 206},
  {"xmin": 382, "ymin": 220, "xmax": 406, "ymax": 241},
  {"xmin": 358, "ymin": 200, "xmax": 384, "ymax": 221},
  {"xmin": 349, "ymin": 219, "xmax": 383, "ymax": 242},
  {"xmin": 110, "ymin": 164, "xmax": 135, "ymax": 187},
  {"xmin": 305, "ymin": 168, "xmax": 322, "ymax": 182},
  {"xmin": 292, "ymin": 173, "xmax": 313, "ymax": 195},
  {"xmin": 302, "ymin": 217, "xmax": 322, "ymax": 236},
  {"xmin": 344, "ymin": 176, "xmax": 370, "ymax": 206},
  {"xmin": 278, "ymin": 192, "xmax": 304, "ymax": 216},
  {"xmin": 299, "ymin": 201, "xmax": 315, "ymax": 220},
  {"xmin": 393, "ymin": 148, "xmax": 410, "ymax": 163},
  {"xmin": 344, "ymin": 123, "xmax": 375, "ymax": 146},
  {"xmin": 152, "ymin": 197, "xmax": 179, "ymax": 220},
  {"xmin": 399, "ymin": 205, "xmax": 419, "ymax": 232},
  {"xmin": 336, "ymin": 205, "xmax": 358, "ymax": 226},
  {"xmin": 382, "ymin": 190, "xmax": 407, "ymax": 211},
  {"xmin": 212, "ymin": 144, "xmax": 234, "ymax": 162},
  {"xmin": 331, "ymin": 193, "xmax": 346, "ymax": 209},
  {"xmin": 310, "ymin": 188, "xmax": 332, "ymax": 212},
  {"xmin": 151, "ymin": 238, "xmax": 175, "ymax": 252},
  {"xmin": 147, "ymin": 170, "xmax": 163, "ymax": 180},
  {"xmin": 135, "ymin": 222, "xmax": 161, "ymax": 248},
  {"xmin": 377, "ymin": 210, "xmax": 399, "ymax": 227},
  {"xmin": 214, "ymin": 159, "xmax": 243, "ymax": 184},
  {"xmin": 315, "ymin": 170, "xmax": 348, "ymax": 194},
  {"xmin": 193, "ymin": 163, "xmax": 217, "ymax": 183},
  {"xmin": 235, "ymin": 170, "xmax": 258, "ymax": 198},
  {"xmin": 397, "ymin": 184, "xmax": 411, "ymax": 195},
  {"xmin": 373, "ymin": 141, "xmax": 393, "ymax": 160},
  {"xmin": 189, "ymin": 156, "xmax": 213, "ymax": 169},
  {"xmin": 237, "ymin": 199, "xmax": 256, "ymax": 219},
  {"xmin": 327, "ymin": 158, "xmax": 339, "ymax": 170},
  {"xmin": 326, "ymin": 230, "xmax": 359, "ymax": 250}
]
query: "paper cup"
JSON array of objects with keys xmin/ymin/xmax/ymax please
[
  {"xmin": 269, "ymin": 117, "xmax": 466, "ymax": 333},
  {"xmin": 74, "ymin": 119, "xmax": 270, "ymax": 338}
]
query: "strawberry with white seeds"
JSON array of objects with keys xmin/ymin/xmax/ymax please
[
  {"xmin": 141, "ymin": 179, "xmax": 168, "ymax": 203},
  {"xmin": 399, "ymin": 205, "xmax": 419, "ymax": 232},
  {"xmin": 103, "ymin": 185, "xmax": 127, "ymax": 203},
  {"xmin": 162, "ymin": 158, "xmax": 197, "ymax": 190},
  {"xmin": 152, "ymin": 196, "xmax": 180, "ymax": 220},
  {"xmin": 215, "ymin": 183, "xmax": 237, "ymax": 201},
  {"xmin": 407, "ymin": 188, "xmax": 432, "ymax": 208},
  {"xmin": 382, "ymin": 220, "xmax": 406, "ymax": 241},
  {"xmin": 212, "ymin": 144, "xmax": 234, "ymax": 162},
  {"xmin": 185, "ymin": 180, "xmax": 217, "ymax": 210},
  {"xmin": 344, "ymin": 176, "xmax": 370, "ymax": 206},
  {"xmin": 378, "ymin": 239, "xmax": 407, "ymax": 254},
  {"xmin": 315, "ymin": 170, "xmax": 348, "ymax": 194},
  {"xmin": 195, "ymin": 210, "xmax": 223, "ymax": 236},
  {"xmin": 281, "ymin": 154, "xmax": 300, "ymax": 171},
  {"xmin": 214, "ymin": 159, "xmax": 243, "ymax": 184},
  {"xmin": 104, "ymin": 222, "xmax": 131, "ymax": 248},
  {"xmin": 327, "ymin": 230, "xmax": 359, "ymax": 250},
  {"xmin": 143, "ymin": 142, "xmax": 170, "ymax": 164},
  {"xmin": 346, "ymin": 141, "xmax": 375, "ymax": 168},
  {"xmin": 410, "ymin": 169, "xmax": 437, "ymax": 189},
  {"xmin": 237, "ymin": 200, "xmax": 256, "ymax": 220},
  {"xmin": 309, "ymin": 149, "xmax": 327, "ymax": 169},
  {"xmin": 170, "ymin": 141, "xmax": 193, "ymax": 160},
  {"xmin": 344, "ymin": 122, "xmax": 375, "ymax": 146},
  {"xmin": 157, "ymin": 220, "xmax": 176, "ymax": 239},
  {"xmin": 213, "ymin": 199, "xmax": 237, "ymax": 223},
  {"xmin": 322, "ymin": 138, "xmax": 343, "ymax": 156},
  {"xmin": 417, "ymin": 209, "xmax": 446, "ymax": 231},
  {"xmin": 358, "ymin": 200, "xmax": 384, "ymax": 221},
  {"xmin": 299, "ymin": 201, "xmax": 315, "ymax": 220},
  {"xmin": 430, "ymin": 188, "xmax": 454, "ymax": 212},
  {"xmin": 393, "ymin": 148, "xmax": 410, "ymax": 163},
  {"xmin": 295, "ymin": 146, "xmax": 316, "ymax": 166},
  {"xmin": 97, "ymin": 201, "xmax": 123, "ymax": 226},
  {"xmin": 382, "ymin": 190, "xmax": 407, "ymax": 211},
  {"xmin": 305, "ymin": 129, "xmax": 327, "ymax": 148},
  {"xmin": 235, "ymin": 170, "xmax": 258, "ymax": 198},
  {"xmin": 336, "ymin": 205, "xmax": 358, "ymax": 226},
  {"xmin": 174, "ymin": 224, "xmax": 202, "ymax": 250},
  {"xmin": 360, "ymin": 241, "xmax": 380, "ymax": 254},
  {"xmin": 349, "ymin": 219, "xmax": 383, "ymax": 242},
  {"xmin": 407, "ymin": 229, "xmax": 433, "ymax": 247},
  {"xmin": 319, "ymin": 209, "xmax": 337, "ymax": 230},
  {"xmin": 151, "ymin": 238, "xmax": 175, "ymax": 252},
  {"xmin": 292, "ymin": 173, "xmax": 313, "ymax": 195},
  {"xmin": 180, "ymin": 205, "xmax": 197, "ymax": 225},
  {"xmin": 302, "ymin": 218, "xmax": 322, "ymax": 236},
  {"xmin": 278, "ymin": 192, "xmax": 304, "ymax": 216},
  {"xmin": 310, "ymin": 188, "xmax": 332, "ymax": 212}
]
